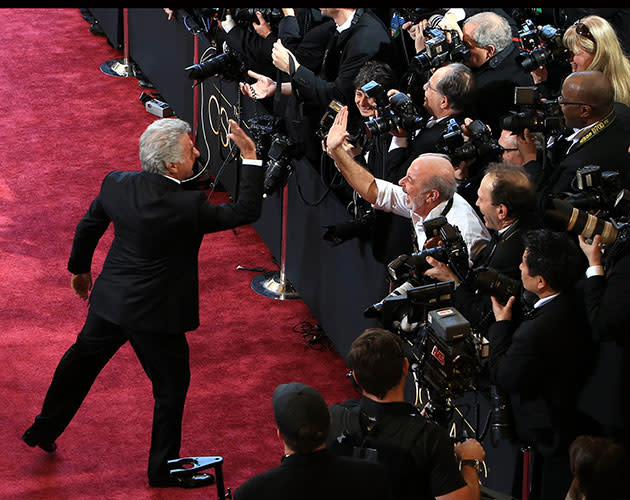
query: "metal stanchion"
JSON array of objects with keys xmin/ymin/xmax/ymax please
[
  {"xmin": 100, "ymin": 8, "xmax": 131, "ymax": 77},
  {"xmin": 251, "ymin": 181, "xmax": 299, "ymax": 300}
]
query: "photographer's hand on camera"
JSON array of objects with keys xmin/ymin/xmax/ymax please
[
  {"xmin": 423, "ymin": 255, "xmax": 461, "ymax": 284},
  {"xmin": 578, "ymin": 234, "xmax": 603, "ymax": 268},
  {"xmin": 516, "ymin": 128, "xmax": 538, "ymax": 164},
  {"xmin": 252, "ymin": 11, "xmax": 273, "ymax": 39},
  {"xmin": 490, "ymin": 295, "xmax": 516, "ymax": 322},
  {"xmin": 402, "ymin": 19, "xmax": 428, "ymax": 53}
]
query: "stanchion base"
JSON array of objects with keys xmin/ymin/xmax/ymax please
[
  {"xmin": 251, "ymin": 271, "xmax": 299, "ymax": 300},
  {"xmin": 100, "ymin": 58, "xmax": 131, "ymax": 77}
]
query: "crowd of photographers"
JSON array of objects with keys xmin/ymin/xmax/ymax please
[{"xmin": 177, "ymin": 7, "xmax": 630, "ymax": 500}]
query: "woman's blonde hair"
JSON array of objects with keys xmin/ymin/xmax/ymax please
[{"xmin": 563, "ymin": 15, "xmax": 630, "ymax": 106}]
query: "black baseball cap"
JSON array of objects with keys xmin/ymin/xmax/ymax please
[{"xmin": 272, "ymin": 382, "xmax": 330, "ymax": 441}]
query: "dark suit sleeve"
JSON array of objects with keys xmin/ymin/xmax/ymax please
[
  {"xmin": 488, "ymin": 319, "xmax": 543, "ymax": 394},
  {"xmin": 198, "ymin": 164, "xmax": 264, "ymax": 233},
  {"xmin": 582, "ymin": 255, "xmax": 630, "ymax": 344},
  {"xmin": 67, "ymin": 176, "xmax": 112, "ymax": 274}
]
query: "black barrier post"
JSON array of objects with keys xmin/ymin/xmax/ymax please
[
  {"xmin": 251, "ymin": 181, "xmax": 299, "ymax": 300},
  {"xmin": 100, "ymin": 8, "xmax": 131, "ymax": 77}
]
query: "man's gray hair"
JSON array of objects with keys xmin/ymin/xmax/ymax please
[
  {"xmin": 464, "ymin": 12, "xmax": 513, "ymax": 53},
  {"xmin": 139, "ymin": 118, "xmax": 191, "ymax": 175},
  {"xmin": 419, "ymin": 153, "xmax": 458, "ymax": 201}
]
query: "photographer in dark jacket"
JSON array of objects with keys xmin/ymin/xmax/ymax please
[
  {"xmin": 576, "ymin": 232, "xmax": 630, "ymax": 450},
  {"xmin": 488, "ymin": 229, "xmax": 589, "ymax": 500},
  {"xmin": 517, "ymin": 70, "xmax": 630, "ymax": 194},
  {"xmin": 327, "ymin": 328, "xmax": 486, "ymax": 500},
  {"xmin": 460, "ymin": 11, "xmax": 534, "ymax": 138}
]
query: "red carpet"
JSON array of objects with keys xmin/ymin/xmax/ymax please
[{"xmin": 0, "ymin": 8, "xmax": 355, "ymax": 499}]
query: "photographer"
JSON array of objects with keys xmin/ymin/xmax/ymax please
[
  {"xmin": 327, "ymin": 328, "xmax": 486, "ymax": 500},
  {"xmin": 323, "ymin": 61, "xmax": 415, "ymax": 264},
  {"xmin": 424, "ymin": 163, "xmax": 538, "ymax": 333},
  {"xmin": 487, "ymin": 229, "xmax": 589, "ymax": 500},
  {"xmin": 240, "ymin": 8, "xmax": 392, "ymax": 166},
  {"xmin": 325, "ymin": 105, "xmax": 490, "ymax": 261},
  {"xmin": 517, "ymin": 71, "xmax": 630, "ymax": 194},
  {"xmin": 461, "ymin": 11, "xmax": 535, "ymax": 138},
  {"xmin": 389, "ymin": 63, "xmax": 476, "ymax": 179},
  {"xmin": 576, "ymin": 232, "xmax": 629, "ymax": 449}
]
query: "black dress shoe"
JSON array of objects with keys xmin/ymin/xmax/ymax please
[
  {"xmin": 22, "ymin": 429, "xmax": 57, "ymax": 453},
  {"xmin": 149, "ymin": 472, "xmax": 215, "ymax": 489}
]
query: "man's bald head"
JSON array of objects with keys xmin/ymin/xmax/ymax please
[{"xmin": 563, "ymin": 71, "xmax": 614, "ymax": 117}]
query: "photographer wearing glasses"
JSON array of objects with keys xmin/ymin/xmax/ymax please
[{"xmin": 516, "ymin": 70, "xmax": 630, "ymax": 195}]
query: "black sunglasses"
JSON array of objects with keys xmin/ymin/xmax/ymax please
[{"xmin": 574, "ymin": 20, "xmax": 596, "ymax": 46}]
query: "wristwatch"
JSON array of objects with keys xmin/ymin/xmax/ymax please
[{"xmin": 459, "ymin": 459, "xmax": 483, "ymax": 474}]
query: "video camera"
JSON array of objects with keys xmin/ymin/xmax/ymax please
[
  {"xmin": 186, "ymin": 47, "xmax": 248, "ymax": 83},
  {"xmin": 501, "ymin": 86, "xmax": 566, "ymax": 135},
  {"xmin": 361, "ymin": 81, "xmax": 425, "ymax": 139},
  {"xmin": 246, "ymin": 115, "xmax": 302, "ymax": 198},
  {"xmin": 411, "ymin": 26, "xmax": 470, "ymax": 72},
  {"xmin": 516, "ymin": 20, "xmax": 570, "ymax": 72},
  {"xmin": 437, "ymin": 118, "xmax": 503, "ymax": 165}
]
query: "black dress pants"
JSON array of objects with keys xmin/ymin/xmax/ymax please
[{"xmin": 26, "ymin": 310, "xmax": 190, "ymax": 481}]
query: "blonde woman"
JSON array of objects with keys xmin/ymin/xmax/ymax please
[{"xmin": 563, "ymin": 15, "xmax": 630, "ymax": 106}]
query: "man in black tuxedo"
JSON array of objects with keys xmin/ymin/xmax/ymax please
[
  {"xmin": 22, "ymin": 118, "xmax": 265, "ymax": 488},
  {"xmin": 387, "ymin": 62, "xmax": 476, "ymax": 179},
  {"xmin": 233, "ymin": 382, "xmax": 393, "ymax": 500},
  {"xmin": 487, "ymin": 229, "xmax": 589, "ymax": 500},
  {"xmin": 577, "ymin": 232, "xmax": 630, "ymax": 450},
  {"xmin": 518, "ymin": 71, "xmax": 630, "ymax": 194},
  {"xmin": 460, "ymin": 11, "xmax": 534, "ymax": 138},
  {"xmin": 424, "ymin": 162, "xmax": 538, "ymax": 334}
]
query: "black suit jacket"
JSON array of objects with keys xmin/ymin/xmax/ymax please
[
  {"xmin": 232, "ymin": 449, "xmax": 392, "ymax": 500},
  {"xmin": 488, "ymin": 292, "xmax": 589, "ymax": 455},
  {"xmin": 470, "ymin": 43, "xmax": 534, "ymax": 138},
  {"xmin": 524, "ymin": 111, "xmax": 630, "ymax": 195},
  {"xmin": 68, "ymin": 166, "xmax": 264, "ymax": 334}
]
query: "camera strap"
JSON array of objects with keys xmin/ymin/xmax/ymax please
[{"xmin": 567, "ymin": 111, "xmax": 616, "ymax": 154}]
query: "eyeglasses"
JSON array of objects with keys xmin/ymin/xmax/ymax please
[
  {"xmin": 557, "ymin": 95, "xmax": 589, "ymax": 107},
  {"xmin": 424, "ymin": 80, "xmax": 439, "ymax": 94},
  {"xmin": 574, "ymin": 20, "xmax": 596, "ymax": 46}
]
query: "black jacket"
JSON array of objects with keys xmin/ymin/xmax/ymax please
[{"xmin": 68, "ymin": 165, "xmax": 264, "ymax": 333}]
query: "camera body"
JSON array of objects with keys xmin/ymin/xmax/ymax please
[
  {"xmin": 516, "ymin": 20, "xmax": 570, "ymax": 72},
  {"xmin": 437, "ymin": 118, "xmax": 503, "ymax": 165},
  {"xmin": 246, "ymin": 114, "xmax": 301, "ymax": 198},
  {"xmin": 361, "ymin": 81, "xmax": 425, "ymax": 139},
  {"xmin": 411, "ymin": 27, "xmax": 471, "ymax": 72},
  {"xmin": 386, "ymin": 216, "xmax": 470, "ymax": 284},
  {"xmin": 232, "ymin": 8, "xmax": 284, "ymax": 29},
  {"xmin": 501, "ymin": 86, "xmax": 566, "ymax": 135}
]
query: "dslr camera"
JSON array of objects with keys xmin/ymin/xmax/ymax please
[
  {"xmin": 186, "ymin": 47, "xmax": 248, "ymax": 83},
  {"xmin": 361, "ymin": 81, "xmax": 425, "ymax": 139},
  {"xmin": 437, "ymin": 118, "xmax": 503, "ymax": 165},
  {"xmin": 246, "ymin": 115, "xmax": 301, "ymax": 198},
  {"xmin": 411, "ymin": 26, "xmax": 471, "ymax": 72},
  {"xmin": 516, "ymin": 20, "xmax": 570, "ymax": 72},
  {"xmin": 501, "ymin": 86, "xmax": 566, "ymax": 135},
  {"xmin": 231, "ymin": 8, "xmax": 284, "ymax": 29},
  {"xmin": 386, "ymin": 216, "xmax": 470, "ymax": 284}
]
